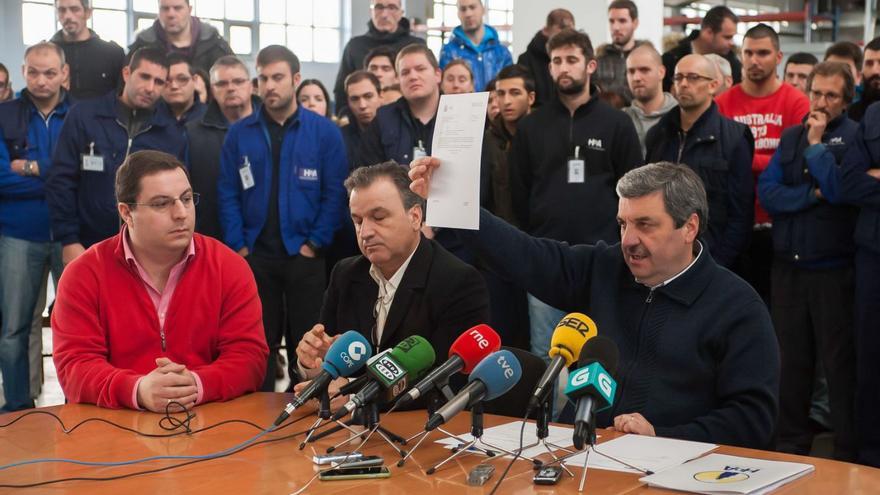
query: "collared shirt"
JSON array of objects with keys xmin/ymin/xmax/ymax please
[
  {"xmin": 122, "ymin": 227, "xmax": 203, "ymax": 408},
  {"xmin": 637, "ymin": 241, "xmax": 704, "ymax": 290},
  {"xmin": 368, "ymin": 240, "xmax": 419, "ymax": 344}
]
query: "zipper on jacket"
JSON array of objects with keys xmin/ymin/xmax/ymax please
[
  {"xmin": 160, "ymin": 328, "xmax": 166, "ymax": 351},
  {"xmin": 115, "ymin": 110, "xmax": 154, "ymax": 159},
  {"xmin": 645, "ymin": 288, "xmax": 655, "ymax": 303},
  {"xmin": 676, "ymin": 130, "xmax": 688, "ymax": 163}
]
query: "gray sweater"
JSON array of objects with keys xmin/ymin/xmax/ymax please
[{"xmin": 623, "ymin": 92, "xmax": 678, "ymax": 157}]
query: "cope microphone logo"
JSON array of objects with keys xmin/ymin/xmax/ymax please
[{"xmin": 341, "ymin": 341, "xmax": 367, "ymax": 367}]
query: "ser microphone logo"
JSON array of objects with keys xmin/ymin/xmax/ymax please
[
  {"xmin": 341, "ymin": 341, "xmax": 367, "ymax": 367},
  {"xmin": 555, "ymin": 315, "xmax": 595, "ymax": 339}
]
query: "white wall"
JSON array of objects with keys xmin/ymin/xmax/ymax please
[{"xmin": 511, "ymin": 0, "xmax": 663, "ymax": 59}]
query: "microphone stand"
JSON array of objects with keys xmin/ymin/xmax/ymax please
[
  {"xmin": 325, "ymin": 401, "xmax": 408, "ymax": 456},
  {"xmin": 398, "ymin": 383, "xmax": 473, "ymax": 467},
  {"xmin": 298, "ymin": 388, "xmax": 361, "ymax": 450},
  {"xmin": 424, "ymin": 402, "xmax": 520, "ymax": 475},
  {"xmin": 520, "ymin": 394, "xmax": 574, "ymax": 475}
]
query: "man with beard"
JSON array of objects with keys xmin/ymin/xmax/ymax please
[
  {"xmin": 784, "ymin": 52, "xmax": 819, "ymax": 95},
  {"xmin": 509, "ymin": 29, "xmax": 642, "ymax": 362},
  {"xmin": 217, "ymin": 45, "xmax": 347, "ymax": 390},
  {"xmin": 517, "ymin": 9, "xmax": 574, "ymax": 107},
  {"xmin": 848, "ymin": 37, "xmax": 880, "ymax": 122},
  {"xmin": 187, "ymin": 55, "xmax": 258, "ymax": 240},
  {"xmin": 595, "ymin": 0, "xmax": 643, "ymax": 106},
  {"xmin": 46, "ymin": 47, "xmax": 186, "ymax": 265},
  {"xmin": 716, "ymin": 23, "xmax": 809, "ymax": 305},
  {"xmin": 662, "ymin": 6, "xmax": 742, "ymax": 92},
  {"xmin": 51, "ymin": 0, "xmax": 125, "ymax": 100},
  {"xmin": 0, "ymin": 42, "xmax": 70, "ymax": 412},
  {"xmin": 645, "ymin": 54, "xmax": 754, "ymax": 269},
  {"xmin": 439, "ymin": 0, "xmax": 513, "ymax": 92},
  {"xmin": 622, "ymin": 43, "xmax": 677, "ymax": 155},
  {"xmin": 128, "ymin": 0, "xmax": 233, "ymax": 74},
  {"xmin": 758, "ymin": 61, "xmax": 858, "ymax": 462},
  {"xmin": 333, "ymin": 0, "xmax": 424, "ymax": 117}
]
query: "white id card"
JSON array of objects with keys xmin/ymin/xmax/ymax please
[
  {"xmin": 567, "ymin": 159, "xmax": 585, "ymax": 183},
  {"xmin": 81, "ymin": 154, "xmax": 105, "ymax": 172},
  {"xmin": 239, "ymin": 156, "xmax": 255, "ymax": 190},
  {"xmin": 413, "ymin": 146, "xmax": 427, "ymax": 160}
]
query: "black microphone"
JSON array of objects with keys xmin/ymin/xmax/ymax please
[{"xmin": 564, "ymin": 336, "xmax": 620, "ymax": 450}]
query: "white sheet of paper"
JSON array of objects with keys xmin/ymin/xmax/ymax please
[
  {"xmin": 434, "ymin": 421, "xmax": 576, "ymax": 459},
  {"xmin": 425, "ymin": 92, "xmax": 489, "ymax": 230},
  {"xmin": 563, "ymin": 434, "xmax": 717, "ymax": 474}
]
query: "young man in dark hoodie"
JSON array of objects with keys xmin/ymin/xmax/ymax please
[
  {"xmin": 516, "ymin": 8, "xmax": 574, "ymax": 108},
  {"xmin": 333, "ymin": 0, "xmax": 424, "ymax": 118},
  {"xmin": 661, "ymin": 5, "xmax": 742, "ymax": 93},
  {"xmin": 510, "ymin": 29, "xmax": 642, "ymax": 362},
  {"xmin": 127, "ymin": 0, "xmax": 233, "ymax": 74},
  {"xmin": 51, "ymin": 0, "xmax": 125, "ymax": 100}
]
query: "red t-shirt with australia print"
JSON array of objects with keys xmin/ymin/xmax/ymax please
[{"xmin": 716, "ymin": 83, "xmax": 810, "ymax": 224}]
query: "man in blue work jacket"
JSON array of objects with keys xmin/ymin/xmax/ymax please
[
  {"xmin": 0, "ymin": 42, "xmax": 70, "ymax": 411},
  {"xmin": 439, "ymin": 0, "xmax": 513, "ymax": 92},
  {"xmin": 218, "ymin": 45, "xmax": 348, "ymax": 391},
  {"xmin": 46, "ymin": 47, "xmax": 185, "ymax": 264},
  {"xmin": 758, "ymin": 61, "xmax": 859, "ymax": 462}
]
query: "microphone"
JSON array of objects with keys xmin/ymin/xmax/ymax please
[
  {"xmin": 565, "ymin": 336, "xmax": 619, "ymax": 450},
  {"xmin": 330, "ymin": 335, "xmax": 436, "ymax": 421},
  {"xmin": 393, "ymin": 324, "xmax": 501, "ymax": 410},
  {"xmin": 527, "ymin": 313, "xmax": 598, "ymax": 412},
  {"xmin": 273, "ymin": 330, "xmax": 373, "ymax": 426},
  {"xmin": 424, "ymin": 349, "xmax": 522, "ymax": 431}
]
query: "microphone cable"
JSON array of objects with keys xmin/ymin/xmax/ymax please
[{"xmin": 487, "ymin": 410, "xmax": 529, "ymax": 495}]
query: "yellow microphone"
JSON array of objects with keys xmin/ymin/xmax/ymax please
[{"xmin": 529, "ymin": 312, "xmax": 598, "ymax": 411}]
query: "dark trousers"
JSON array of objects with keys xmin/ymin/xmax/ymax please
[
  {"xmin": 247, "ymin": 253, "xmax": 326, "ymax": 392},
  {"xmin": 855, "ymin": 249, "xmax": 880, "ymax": 467},
  {"xmin": 772, "ymin": 261, "xmax": 857, "ymax": 461},
  {"xmin": 736, "ymin": 228, "xmax": 773, "ymax": 307},
  {"xmin": 481, "ymin": 267, "xmax": 530, "ymax": 352}
]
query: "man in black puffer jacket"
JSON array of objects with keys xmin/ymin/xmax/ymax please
[{"xmin": 516, "ymin": 8, "xmax": 574, "ymax": 108}]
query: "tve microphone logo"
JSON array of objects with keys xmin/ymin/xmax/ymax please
[{"xmin": 497, "ymin": 353, "xmax": 515, "ymax": 379}]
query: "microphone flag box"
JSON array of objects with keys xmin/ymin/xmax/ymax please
[
  {"xmin": 367, "ymin": 352, "xmax": 408, "ymax": 392},
  {"xmin": 638, "ymin": 453, "xmax": 814, "ymax": 495},
  {"xmin": 564, "ymin": 362, "xmax": 616, "ymax": 412}
]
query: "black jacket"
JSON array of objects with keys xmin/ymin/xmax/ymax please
[
  {"xmin": 594, "ymin": 42, "xmax": 643, "ymax": 106},
  {"xmin": 837, "ymin": 102, "xmax": 880, "ymax": 255},
  {"xmin": 356, "ymin": 96, "xmax": 435, "ymax": 169},
  {"xmin": 517, "ymin": 31, "xmax": 555, "ymax": 108},
  {"xmin": 320, "ymin": 236, "xmax": 490, "ymax": 360},
  {"xmin": 661, "ymin": 30, "xmax": 742, "ymax": 92},
  {"xmin": 458, "ymin": 209, "xmax": 780, "ymax": 449},
  {"xmin": 645, "ymin": 102, "xmax": 755, "ymax": 267},
  {"xmin": 482, "ymin": 116, "xmax": 519, "ymax": 226},
  {"xmin": 186, "ymin": 96, "xmax": 260, "ymax": 240},
  {"xmin": 51, "ymin": 30, "xmax": 125, "ymax": 101},
  {"xmin": 341, "ymin": 122, "xmax": 366, "ymax": 170},
  {"xmin": 510, "ymin": 87, "xmax": 643, "ymax": 245},
  {"xmin": 333, "ymin": 19, "xmax": 424, "ymax": 117},
  {"xmin": 128, "ymin": 18, "xmax": 232, "ymax": 73}
]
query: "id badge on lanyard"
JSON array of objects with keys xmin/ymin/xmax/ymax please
[
  {"xmin": 413, "ymin": 139, "xmax": 427, "ymax": 161},
  {"xmin": 567, "ymin": 145, "xmax": 585, "ymax": 183},
  {"xmin": 81, "ymin": 141, "xmax": 105, "ymax": 172},
  {"xmin": 239, "ymin": 155, "xmax": 256, "ymax": 190}
]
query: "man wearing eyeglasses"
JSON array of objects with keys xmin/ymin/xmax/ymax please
[
  {"xmin": 333, "ymin": 0, "xmax": 424, "ymax": 118},
  {"xmin": 51, "ymin": 150, "xmax": 268, "ymax": 412},
  {"xmin": 757, "ymin": 61, "xmax": 858, "ymax": 462},
  {"xmin": 644, "ymin": 54, "xmax": 754, "ymax": 269},
  {"xmin": 46, "ymin": 47, "xmax": 186, "ymax": 266},
  {"xmin": 163, "ymin": 54, "xmax": 205, "ymax": 130},
  {"xmin": 715, "ymin": 24, "xmax": 809, "ymax": 305},
  {"xmin": 187, "ymin": 55, "xmax": 258, "ymax": 240}
]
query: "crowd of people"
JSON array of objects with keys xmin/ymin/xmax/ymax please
[{"xmin": 2, "ymin": 0, "xmax": 880, "ymax": 471}]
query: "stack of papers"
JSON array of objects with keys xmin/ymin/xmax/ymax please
[
  {"xmin": 639, "ymin": 453, "xmax": 815, "ymax": 494},
  {"xmin": 434, "ymin": 421, "xmax": 575, "ymax": 458},
  {"xmin": 563, "ymin": 435, "xmax": 717, "ymax": 474}
]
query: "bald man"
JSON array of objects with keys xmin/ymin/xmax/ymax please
[
  {"xmin": 623, "ymin": 44, "xmax": 677, "ymax": 155},
  {"xmin": 645, "ymin": 54, "xmax": 755, "ymax": 267},
  {"xmin": 704, "ymin": 53, "xmax": 733, "ymax": 95}
]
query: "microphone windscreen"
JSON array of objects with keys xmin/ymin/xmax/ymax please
[
  {"xmin": 576, "ymin": 335, "xmax": 620, "ymax": 374},
  {"xmin": 322, "ymin": 330, "xmax": 373, "ymax": 378},
  {"xmin": 469, "ymin": 349, "xmax": 522, "ymax": 400},
  {"xmin": 389, "ymin": 335, "xmax": 437, "ymax": 379},
  {"xmin": 548, "ymin": 313, "xmax": 598, "ymax": 366},
  {"xmin": 449, "ymin": 324, "xmax": 502, "ymax": 373}
]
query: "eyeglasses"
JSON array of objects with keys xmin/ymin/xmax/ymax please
[
  {"xmin": 371, "ymin": 3, "xmax": 401, "ymax": 13},
  {"xmin": 169, "ymin": 75, "xmax": 192, "ymax": 85},
  {"xmin": 213, "ymin": 78, "xmax": 249, "ymax": 89},
  {"xmin": 809, "ymin": 90, "xmax": 842, "ymax": 103},
  {"xmin": 128, "ymin": 192, "xmax": 200, "ymax": 212},
  {"xmin": 673, "ymin": 73, "xmax": 715, "ymax": 84}
]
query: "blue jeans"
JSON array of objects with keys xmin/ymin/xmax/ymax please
[{"xmin": 0, "ymin": 236, "xmax": 62, "ymax": 411}]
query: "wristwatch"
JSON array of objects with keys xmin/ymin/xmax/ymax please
[{"xmin": 23, "ymin": 160, "xmax": 37, "ymax": 176}]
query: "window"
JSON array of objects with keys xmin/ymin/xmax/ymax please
[
  {"xmin": 426, "ymin": 0, "xmax": 512, "ymax": 57},
  {"xmin": 22, "ymin": 0, "xmax": 128, "ymax": 47},
  {"xmin": 21, "ymin": 0, "xmax": 344, "ymax": 60}
]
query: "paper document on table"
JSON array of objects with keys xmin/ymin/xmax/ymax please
[
  {"xmin": 434, "ymin": 421, "xmax": 576, "ymax": 459},
  {"xmin": 563, "ymin": 434, "xmax": 717, "ymax": 474},
  {"xmin": 638, "ymin": 453, "xmax": 815, "ymax": 495},
  {"xmin": 425, "ymin": 92, "xmax": 488, "ymax": 230}
]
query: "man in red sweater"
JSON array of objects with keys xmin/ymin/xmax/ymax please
[
  {"xmin": 716, "ymin": 23, "xmax": 809, "ymax": 304},
  {"xmin": 51, "ymin": 150, "xmax": 268, "ymax": 412}
]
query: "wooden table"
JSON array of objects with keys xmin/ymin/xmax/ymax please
[{"xmin": 0, "ymin": 393, "xmax": 877, "ymax": 493}]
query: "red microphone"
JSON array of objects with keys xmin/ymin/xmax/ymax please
[{"xmin": 392, "ymin": 324, "xmax": 501, "ymax": 409}]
